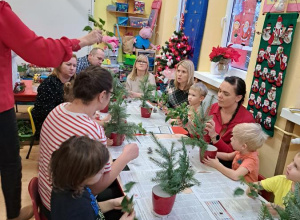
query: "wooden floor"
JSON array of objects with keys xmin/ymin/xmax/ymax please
[{"xmin": 0, "ymin": 105, "xmax": 38, "ymax": 219}]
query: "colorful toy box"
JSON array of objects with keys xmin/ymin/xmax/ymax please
[
  {"xmin": 129, "ymin": 16, "xmax": 148, "ymax": 28},
  {"xmin": 116, "ymin": 2, "xmax": 128, "ymax": 12},
  {"xmin": 134, "ymin": 1, "xmax": 145, "ymax": 14},
  {"xmin": 124, "ymin": 54, "xmax": 136, "ymax": 66}
]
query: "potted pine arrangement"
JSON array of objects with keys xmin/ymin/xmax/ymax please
[
  {"xmin": 104, "ymin": 91, "xmax": 145, "ymax": 146},
  {"xmin": 149, "ymin": 132, "xmax": 200, "ymax": 216},
  {"xmin": 181, "ymin": 97, "xmax": 216, "ymax": 163},
  {"xmin": 165, "ymin": 102, "xmax": 189, "ymax": 126},
  {"xmin": 139, "ymin": 74, "xmax": 156, "ymax": 118}
]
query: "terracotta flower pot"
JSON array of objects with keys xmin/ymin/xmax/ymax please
[
  {"xmin": 152, "ymin": 184, "xmax": 176, "ymax": 216},
  {"xmin": 199, "ymin": 144, "xmax": 217, "ymax": 163},
  {"xmin": 110, "ymin": 133, "xmax": 125, "ymax": 146},
  {"xmin": 100, "ymin": 103, "xmax": 109, "ymax": 113},
  {"xmin": 141, "ymin": 107, "xmax": 152, "ymax": 118}
]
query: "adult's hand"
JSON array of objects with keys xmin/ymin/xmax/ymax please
[
  {"xmin": 205, "ymin": 119, "xmax": 217, "ymax": 138},
  {"xmin": 78, "ymin": 29, "xmax": 103, "ymax": 48}
]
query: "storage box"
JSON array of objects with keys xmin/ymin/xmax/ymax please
[
  {"xmin": 117, "ymin": 17, "xmax": 128, "ymax": 26},
  {"xmin": 116, "ymin": 2, "xmax": 128, "ymax": 12},
  {"xmin": 134, "ymin": 1, "xmax": 145, "ymax": 14},
  {"xmin": 124, "ymin": 54, "xmax": 136, "ymax": 66},
  {"xmin": 106, "ymin": 5, "xmax": 117, "ymax": 11},
  {"xmin": 129, "ymin": 16, "xmax": 148, "ymax": 28}
]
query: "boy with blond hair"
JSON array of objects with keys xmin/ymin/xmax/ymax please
[{"xmin": 204, "ymin": 123, "xmax": 268, "ymax": 182}]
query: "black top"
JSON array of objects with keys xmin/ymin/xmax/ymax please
[
  {"xmin": 51, "ymin": 189, "xmax": 105, "ymax": 220},
  {"xmin": 166, "ymin": 79, "xmax": 189, "ymax": 108},
  {"xmin": 32, "ymin": 75, "xmax": 64, "ymax": 138}
]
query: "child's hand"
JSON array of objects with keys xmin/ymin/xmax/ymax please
[
  {"xmin": 162, "ymin": 106, "xmax": 169, "ymax": 115},
  {"xmin": 120, "ymin": 210, "xmax": 136, "ymax": 220},
  {"xmin": 122, "ymin": 143, "xmax": 139, "ymax": 161},
  {"xmin": 203, "ymin": 156, "xmax": 220, "ymax": 169},
  {"xmin": 265, "ymin": 203, "xmax": 279, "ymax": 217},
  {"xmin": 111, "ymin": 197, "xmax": 123, "ymax": 210}
]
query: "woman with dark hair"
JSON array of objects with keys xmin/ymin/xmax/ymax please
[
  {"xmin": 32, "ymin": 54, "xmax": 77, "ymax": 139},
  {"xmin": 205, "ymin": 76, "xmax": 255, "ymax": 167}
]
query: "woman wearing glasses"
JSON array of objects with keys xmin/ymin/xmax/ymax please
[{"xmin": 126, "ymin": 55, "xmax": 156, "ymax": 98}]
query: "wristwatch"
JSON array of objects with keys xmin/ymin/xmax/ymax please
[{"xmin": 211, "ymin": 134, "xmax": 220, "ymax": 143}]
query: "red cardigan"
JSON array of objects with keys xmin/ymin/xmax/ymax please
[
  {"xmin": 205, "ymin": 103, "xmax": 255, "ymax": 153},
  {"xmin": 0, "ymin": 1, "xmax": 80, "ymax": 113}
]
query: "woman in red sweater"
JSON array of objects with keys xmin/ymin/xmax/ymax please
[
  {"xmin": 0, "ymin": 2, "xmax": 102, "ymax": 219},
  {"xmin": 205, "ymin": 76, "xmax": 255, "ymax": 168}
]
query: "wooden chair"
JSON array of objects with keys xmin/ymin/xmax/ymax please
[{"xmin": 28, "ymin": 177, "xmax": 47, "ymax": 220}]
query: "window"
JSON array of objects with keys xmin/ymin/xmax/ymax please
[{"xmin": 222, "ymin": 0, "xmax": 261, "ymax": 71}]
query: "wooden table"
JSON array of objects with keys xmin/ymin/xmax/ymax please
[{"xmin": 14, "ymin": 80, "xmax": 37, "ymax": 112}]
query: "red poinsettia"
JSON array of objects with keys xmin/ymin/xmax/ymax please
[{"xmin": 209, "ymin": 45, "xmax": 240, "ymax": 63}]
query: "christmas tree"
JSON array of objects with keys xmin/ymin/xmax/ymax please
[{"xmin": 155, "ymin": 30, "xmax": 193, "ymax": 76}]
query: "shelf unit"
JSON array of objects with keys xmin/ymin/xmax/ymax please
[{"xmin": 108, "ymin": 0, "xmax": 147, "ymax": 36}]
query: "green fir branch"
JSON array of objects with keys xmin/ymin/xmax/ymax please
[
  {"xmin": 138, "ymin": 75, "xmax": 156, "ymax": 108},
  {"xmin": 149, "ymin": 133, "xmax": 200, "ymax": 196}
]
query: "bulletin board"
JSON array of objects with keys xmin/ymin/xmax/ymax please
[{"xmin": 7, "ymin": 0, "xmax": 93, "ymax": 59}]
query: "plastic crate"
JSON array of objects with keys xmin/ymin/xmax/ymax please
[
  {"xmin": 129, "ymin": 16, "xmax": 148, "ymax": 28},
  {"xmin": 134, "ymin": 1, "xmax": 145, "ymax": 14},
  {"xmin": 117, "ymin": 17, "xmax": 128, "ymax": 26},
  {"xmin": 124, "ymin": 54, "xmax": 136, "ymax": 66},
  {"xmin": 116, "ymin": 3, "xmax": 128, "ymax": 12}
]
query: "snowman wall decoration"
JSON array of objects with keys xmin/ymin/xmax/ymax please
[
  {"xmin": 259, "ymin": 82, "xmax": 266, "ymax": 96},
  {"xmin": 275, "ymin": 46, "xmax": 284, "ymax": 61},
  {"xmin": 267, "ymin": 69, "xmax": 276, "ymax": 84},
  {"xmin": 255, "ymin": 96, "xmax": 262, "ymax": 110},
  {"xmin": 283, "ymin": 25, "xmax": 293, "ymax": 44},
  {"xmin": 280, "ymin": 54, "xmax": 288, "ymax": 71},
  {"xmin": 268, "ymin": 54, "xmax": 276, "ymax": 68},
  {"xmin": 261, "ymin": 67, "xmax": 268, "ymax": 81},
  {"xmin": 255, "ymin": 111, "xmax": 262, "ymax": 124},
  {"xmin": 262, "ymin": 23, "xmax": 272, "ymax": 41},
  {"xmin": 276, "ymin": 72, "xmax": 283, "ymax": 87},
  {"xmin": 267, "ymin": 86, "xmax": 276, "ymax": 101},
  {"xmin": 257, "ymin": 49, "xmax": 265, "ymax": 63},
  {"xmin": 252, "ymin": 79, "xmax": 259, "ymax": 93},
  {"xmin": 262, "ymin": 99, "xmax": 270, "ymax": 113},
  {"xmin": 270, "ymin": 101, "xmax": 277, "ymax": 116},
  {"xmin": 254, "ymin": 64, "xmax": 262, "ymax": 77},
  {"xmin": 264, "ymin": 45, "xmax": 271, "ymax": 60},
  {"xmin": 248, "ymin": 93, "xmax": 255, "ymax": 106},
  {"xmin": 264, "ymin": 116, "xmax": 272, "ymax": 130}
]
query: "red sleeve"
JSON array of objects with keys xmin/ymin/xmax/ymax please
[
  {"xmin": 214, "ymin": 139, "xmax": 234, "ymax": 153},
  {"xmin": 0, "ymin": 2, "xmax": 81, "ymax": 67}
]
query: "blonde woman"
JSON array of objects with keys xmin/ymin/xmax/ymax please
[
  {"xmin": 165, "ymin": 59, "xmax": 195, "ymax": 108},
  {"xmin": 32, "ymin": 54, "xmax": 77, "ymax": 139},
  {"xmin": 126, "ymin": 55, "xmax": 156, "ymax": 98}
]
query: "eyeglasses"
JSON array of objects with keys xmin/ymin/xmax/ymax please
[{"xmin": 137, "ymin": 60, "xmax": 147, "ymax": 64}]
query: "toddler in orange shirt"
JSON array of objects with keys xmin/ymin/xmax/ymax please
[{"xmin": 204, "ymin": 123, "xmax": 268, "ymax": 182}]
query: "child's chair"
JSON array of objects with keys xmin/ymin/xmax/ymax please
[
  {"xmin": 28, "ymin": 177, "xmax": 48, "ymax": 220},
  {"xmin": 26, "ymin": 106, "xmax": 37, "ymax": 159},
  {"xmin": 258, "ymin": 174, "xmax": 274, "ymax": 202}
]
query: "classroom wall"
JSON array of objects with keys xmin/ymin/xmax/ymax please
[{"xmin": 198, "ymin": 0, "xmax": 300, "ymax": 177}]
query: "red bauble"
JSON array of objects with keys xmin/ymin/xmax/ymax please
[
  {"xmin": 182, "ymin": 36, "xmax": 188, "ymax": 41},
  {"xmin": 176, "ymin": 43, "xmax": 181, "ymax": 49},
  {"xmin": 169, "ymin": 42, "xmax": 173, "ymax": 47},
  {"xmin": 157, "ymin": 67, "xmax": 162, "ymax": 72},
  {"xmin": 187, "ymin": 45, "xmax": 192, "ymax": 51},
  {"xmin": 171, "ymin": 48, "xmax": 175, "ymax": 53},
  {"xmin": 176, "ymin": 56, "xmax": 181, "ymax": 61},
  {"xmin": 174, "ymin": 51, "xmax": 179, "ymax": 56}
]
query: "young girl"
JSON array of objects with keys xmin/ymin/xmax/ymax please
[
  {"xmin": 50, "ymin": 136, "xmax": 135, "ymax": 220},
  {"xmin": 125, "ymin": 55, "xmax": 156, "ymax": 98}
]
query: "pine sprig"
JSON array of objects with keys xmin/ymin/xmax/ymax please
[
  {"xmin": 165, "ymin": 102, "xmax": 189, "ymax": 126},
  {"xmin": 149, "ymin": 133, "xmax": 200, "ymax": 196},
  {"xmin": 104, "ymin": 81, "xmax": 144, "ymax": 139},
  {"xmin": 121, "ymin": 181, "xmax": 137, "ymax": 220},
  {"xmin": 181, "ymin": 96, "xmax": 214, "ymax": 160},
  {"xmin": 139, "ymin": 75, "xmax": 156, "ymax": 108}
]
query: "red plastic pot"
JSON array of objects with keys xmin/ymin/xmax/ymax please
[
  {"xmin": 100, "ymin": 103, "xmax": 109, "ymax": 113},
  {"xmin": 141, "ymin": 107, "xmax": 152, "ymax": 118},
  {"xmin": 152, "ymin": 184, "xmax": 176, "ymax": 216},
  {"xmin": 110, "ymin": 133, "xmax": 125, "ymax": 146},
  {"xmin": 199, "ymin": 144, "xmax": 217, "ymax": 163}
]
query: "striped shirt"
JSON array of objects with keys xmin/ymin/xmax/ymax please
[{"xmin": 38, "ymin": 103, "xmax": 111, "ymax": 210}]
